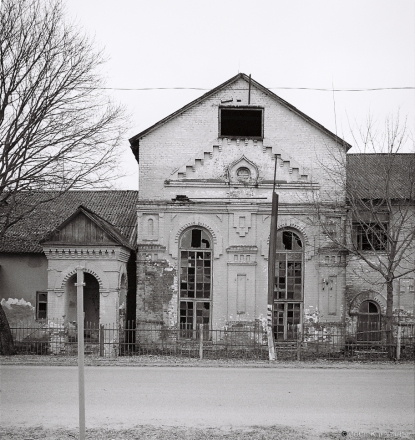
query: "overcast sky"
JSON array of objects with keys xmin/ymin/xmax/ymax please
[{"xmin": 66, "ymin": 0, "xmax": 415, "ymax": 190}]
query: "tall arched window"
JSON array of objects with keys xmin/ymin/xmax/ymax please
[
  {"xmin": 357, "ymin": 300, "xmax": 381, "ymax": 341},
  {"xmin": 179, "ymin": 228, "xmax": 212, "ymax": 339},
  {"xmin": 273, "ymin": 229, "xmax": 304, "ymax": 341}
]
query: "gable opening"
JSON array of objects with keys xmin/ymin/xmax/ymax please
[{"xmin": 219, "ymin": 107, "xmax": 263, "ymax": 138}]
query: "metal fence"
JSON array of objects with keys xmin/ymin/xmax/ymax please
[{"xmin": 7, "ymin": 320, "xmax": 415, "ymax": 361}]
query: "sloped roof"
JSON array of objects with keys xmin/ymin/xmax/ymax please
[
  {"xmin": 41, "ymin": 205, "xmax": 134, "ymax": 250},
  {"xmin": 347, "ymin": 153, "xmax": 415, "ymax": 200},
  {"xmin": 0, "ymin": 191, "xmax": 138, "ymax": 253},
  {"xmin": 129, "ymin": 73, "xmax": 352, "ymax": 160}
]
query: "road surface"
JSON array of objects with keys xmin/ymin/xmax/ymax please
[{"xmin": 1, "ymin": 365, "xmax": 414, "ymax": 434}]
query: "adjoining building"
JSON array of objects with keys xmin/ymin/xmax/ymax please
[{"xmin": 0, "ymin": 191, "xmax": 138, "ymax": 330}]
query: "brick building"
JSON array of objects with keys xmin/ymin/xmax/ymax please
[
  {"xmin": 1, "ymin": 73, "xmax": 414, "ymax": 350},
  {"xmin": 129, "ymin": 73, "xmax": 353, "ymax": 341}
]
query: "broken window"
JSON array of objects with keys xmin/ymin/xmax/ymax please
[
  {"xmin": 273, "ymin": 229, "xmax": 303, "ymax": 341},
  {"xmin": 273, "ymin": 302, "xmax": 301, "ymax": 341},
  {"xmin": 179, "ymin": 228, "xmax": 212, "ymax": 339},
  {"xmin": 219, "ymin": 107, "xmax": 263, "ymax": 138},
  {"xmin": 36, "ymin": 291, "xmax": 47, "ymax": 320},
  {"xmin": 180, "ymin": 228, "xmax": 210, "ymax": 249},
  {"xmin": 353, "ymin": 222, "xmax": 388, "ymax": 251}
]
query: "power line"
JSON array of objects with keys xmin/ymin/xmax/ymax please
[{"xmin": 98, "ymin": 86, "xmax": 415, "ymax": 92}]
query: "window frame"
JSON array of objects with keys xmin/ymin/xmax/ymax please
[
  {"xmin": 178, "ymin": 228, "xmax": 212, "ymax": 340},
  {"xmin": 218, "ymin": 106, "xmax": 264, "ymax": 139},
  {"xmin": 36, "ymin": 291, "xmax": 47, "ymax": 320},
  {"xmin": 273, "ymin": 229, "xmax": 304, "ymax": 342},
  {"xmin": 352, "ymin": 222, "xmax": 388, "ymax": 252}
]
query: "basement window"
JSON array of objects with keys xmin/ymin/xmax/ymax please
[
  {"xmin": 219, "ymin": 107, "xmax": 263, "ymax": 138},
  {"xmin": 36, "ymin": 291, "xmax": 47, "ymax": 320}
]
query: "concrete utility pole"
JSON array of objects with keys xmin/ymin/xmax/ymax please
[
  {"xmin": 267, "ymin": 156, "xmax": 278, "ymax": 361},
  {"xmin": 75, "ymin": 267, "xmax": 86, "ymax": 440}
]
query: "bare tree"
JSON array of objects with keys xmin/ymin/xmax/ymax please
[
  {"xmin": 312, "ymin": 115, "xmax": 415, "ymax": 356},
  {"xmin": 0, "ymin": 0, "xmax": 127, "ymax": 354},
  {"xmin": 0, "ymin": 0, "xmax": 127, "ymax": 238}
]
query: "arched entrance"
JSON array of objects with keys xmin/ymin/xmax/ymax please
[
  {"xmin": 357, "ymin": 300, "xmax": 381, "ymax": 341},
  {"xmin": 273, "ymin": 229, "xmax": 304, "ymax": 341},
  {"xmin": 65, "ymin": 272, "xmax": 100, "ymax": 331},
  {"xmin": 178, "ymin": 227, "xmax": 212, "ymax": 339}
]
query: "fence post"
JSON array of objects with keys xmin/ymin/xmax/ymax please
[
  {"xmin": 296, "ymin": 324, "xmax": 302, "ymax": 361},
  {"xmin": 396, "ymin": 324, "xmax": 401, "ymax": 361},
  {"xmin": 199, "ymin": 323, "xmax": 203, "ymax": 360},
  {"xmin": 99, "ymin": 325, "xmax": 104, "ymax": 357}
]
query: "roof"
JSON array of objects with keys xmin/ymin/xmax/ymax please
[
  {"xmin": 347, "ymin": 153, "xmax": 415, "ymax": 200},
  {"xmin": 40, "ymin": 205, "xmax": 134, "ymax": 250},
  {"xmin": 129, "ymin": 73, "xmax": 352, "ymax": 160},
  {"xmin": 0, "ymin": 191, "xmax": 138, "ymax": 253}
]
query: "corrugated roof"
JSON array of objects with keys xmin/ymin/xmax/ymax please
[
  {"xmin": 129, "ymin": 73, "xmax": 352, "ymax": 161},
  {"xmin": 0, "ymin": 191, "xmax": 138, "ymax": 253},
  {"xmin": 347, "ymin": 153, "xmax": 415, "ymax": 200}
]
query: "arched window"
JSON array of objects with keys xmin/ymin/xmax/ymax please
[
  {"xmin": 357, "ymin": 300, "xmax": 381, "ymax": 341},
  {"xmin": 273, "ymin": 229, "xmax": 304, "ymax": 341},
  {"xmin": 179, "ymin": 228, "xmax": 212, "ymax": 339}
]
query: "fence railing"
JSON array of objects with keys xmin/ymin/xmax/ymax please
[{"xmin": 7, "ymin": 320, "xmax": 415, "ymax": 360}]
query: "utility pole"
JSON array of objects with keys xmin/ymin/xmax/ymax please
[
  {"xmin": 267, "ymin": 156, "xmax": 278, "ymax": 361},
  {"xmin": 76, "ymin": 267, "xmax": 86, "ymax": 440}
]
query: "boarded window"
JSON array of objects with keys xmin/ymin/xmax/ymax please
[{"xmin": 219, "ymin": 107, "xmax": 263, "ymax": 138}]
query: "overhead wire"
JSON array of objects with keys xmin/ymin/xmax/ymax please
[{"xmin": 97, "ymin": 86, "xmax": 415, "ymax": 92}]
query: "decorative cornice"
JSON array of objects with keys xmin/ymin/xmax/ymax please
[{"xmin": 43, "ymin": 246, "xmax": 130, "ymax": 263}]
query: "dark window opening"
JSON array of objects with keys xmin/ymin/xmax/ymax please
[
  {"xmin": 277, "ymin": 230, "xmax": 303, "ymax": 251},
  {"xmin": 191, "ymin": 229, "xmax": 201, "ymax": 247},
  {"xmin": 220, "ymin": 108, "xmax": 263, "ymax": 138},
  {"xmin": 353, "ymin": 222, "xmax": 388, "ymax": 251},
  {"xmin": 36, "ymin": 291, "xmax": 47, "ymax": 320},
  {"xmin": 180, "ymin": 228, "xmax": 210, "ymax": 249}
]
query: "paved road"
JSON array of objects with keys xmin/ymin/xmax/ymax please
[{"xmin": 1, "ymin": 366, "xmax": 414, "ymax": 434}]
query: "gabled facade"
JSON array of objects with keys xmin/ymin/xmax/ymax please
[{"xmin": 130, "ymin": 73, "xmax": 352, "ymax": 341}]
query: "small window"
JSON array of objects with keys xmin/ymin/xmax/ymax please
[
  {"xmin": 353, "ymin": 222, "xmax": 388, "ymax": 251},
  {"xmin": 36, "ymin": 291, "xmax": 47, "ymax": 320},
  {"xmin": 219, "ymin": 107, "xmax": 263, "ymax": 138}
]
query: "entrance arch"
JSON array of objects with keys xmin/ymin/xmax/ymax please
[
  {"xmin": 65, "ymin": 272, "xmax": 100, "ymax": 330},
  {"xmin": 357, "ymin": 300, "xmax": 381, "ymax": 341}
]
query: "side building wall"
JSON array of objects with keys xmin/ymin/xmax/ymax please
[{"xmin": 0, "ymin": 253, "xmax": 48, "ymax": 323}]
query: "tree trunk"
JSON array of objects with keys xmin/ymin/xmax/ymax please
[
  {"xmin": 0, "ymin": 304, "xmax": 15, "ymax": 355},
  {"xmin": 385, "ymin": 279, "xmax": 395, "ymax": 359}
]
